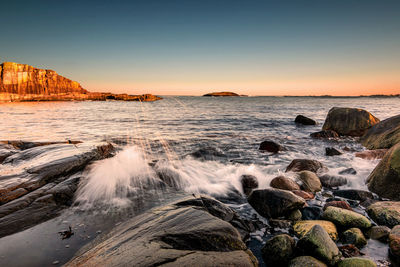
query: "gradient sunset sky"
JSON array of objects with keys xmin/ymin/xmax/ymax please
[{"xmin": 1, "ymin": 0, "xmax": 399, "ymax": 96}]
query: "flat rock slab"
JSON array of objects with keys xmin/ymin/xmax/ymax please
[{"xmin": 66, "ymin": 195, "xmax": 257, "ymax": 267}]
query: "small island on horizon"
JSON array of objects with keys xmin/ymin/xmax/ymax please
[{"xmin": 203, "ymin": 91, "xmax": 247, "ymax": 97}]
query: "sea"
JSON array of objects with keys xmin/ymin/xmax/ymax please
[{"xmin": 0, "ymin": 96, "xmax": 399, "ymax": 266}]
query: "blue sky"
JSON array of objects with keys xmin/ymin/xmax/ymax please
[{"xmin": 1, "ymin": 0, "xmax": 399, "ymax": 95}]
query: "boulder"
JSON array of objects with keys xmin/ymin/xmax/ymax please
[
  {"xmin": 333, "ymin": 189, "xmax": 374, "ymax": 202},
  {"xmin": 355, "ymin": 149, "xmax": 388, "ymax": 160},
  {"xmin": 247, "ymin": 188, "xmax": 306, "ymax": 219},
  {"xmin": 342, "ymin": 228, "xmax": 367, "ymax": 248},
  {"xmin": 389, "ymin": 225, "xmax": 400, "ymax": 261},
  {"xmin": 270, "ymin": 176, "xmax": 300, "ymax": 191},
  {"xmin": 338, "ymin": 244, "xmax": 363, "ymax": 258},
  {"xmin": 302, "ymin": 206, "xmax": 323, "ymax": 220},
  {"xmin": 361, "ymin": 114, "xmax": 400, "ymax": 149},
  {"xmin": 367, "ymin": 201, "xmax": 400, "ymax": 228},
  {"xmin": 261, "ymin": 234, "xmax": 295, "ymax": 266},
  {"xmin": 339, "ymin": 168, "xmax": 357, "ymax": 175},
  {"xmin": 296, "ymin": 225, "xmax": 341, "ymax": 265},
  {"xmin": 324, "ymin": 201, "xmax": 352, "ymax": 211},
  {"xmin": 323, "ymin": 206, "xmax": 372, "ymax": 229},
  {"xmin": 288, "ymin": 209, "xmax": 303, "ymax": 221},
  {"xmin": 337, "ymin": 257, "xmax": 377, "ymax": 267},
  {"xmin": 294, "ymin": 220, "xmax": 338, "ymax": 241},
  {"xmin": 286, "ymin": 159, "xmax": 328, "ymax": 173},
  {"xmin": 240, "ymin": 175, "xmax": 259, "ymax": 195},
  {"xmin": 298, "ymin": 170, "xmax": 322, "ymax": 193},
  {"xmin": 319, "ymin": 175, "xmax": 348, "ymax": 188},
  {"xmin": 259, "ymin": 140, "xmax": 283, "ymax": 153},
  {"xmin": 292, "ymin": 190, "xmax": 314, "ymax": 199},
  {"xmin": 289, "ymin": 256, "xmax": 327, "ymax": 267},
  {"xmin": 366, "ymin": 143, "xmax": 400, "ymax": 200},
  {"xmin": 322, "ymin": 107, "xmax": 380, "ymax": 136},
  {"xmin": 66, "ymin": 195, "xmax": 258, "ymax": 267},
  {"xmin": 190, "ymin": 146, "xmax": 226, "ymax": 160},
  {"xmin": 295, "ymin": 115, "xmax": 317, "ymax": 126},
  {"xmin": 326, "ymin": 147, "xmax": 342, "ymax": 156},
  {"xmin": 366, "ymin": 226, "xmax": 390, "ymax": 242},
  {"xmin": 310, "ymin": 130, "xmax": 339, "ymax": 139}
]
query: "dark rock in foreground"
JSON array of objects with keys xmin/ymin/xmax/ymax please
[
  {"xmin": 289, "ymin": 256, "xmax": 327, "ymax": 267},
  {"xmin": 66, "ymin": 195, "xmax": 258, "ymax": 267},
  {"xmin": 295, "ymin": 115, "xmax": 317, "ymax": 125},
  {"xmin": 322, "ymin": 107, "xmax": 380, "ymax": 136},
  {"xmin": 361, "ymin": 114, "xmax": 400, "ymax": 149},
  {"xmin": 262, "ymin": 234, "xmax": 295, "ymax": 266},
  {"xmin": 333, "ymin": 189, "xmax": 374, "ymax": 202}
]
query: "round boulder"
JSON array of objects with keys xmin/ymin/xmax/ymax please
[
  {"xmin": 342, "ymin": 228, "xmax": 367, "ymax": 248},
  {"xmin": 294, "ymin": 220, "xmax": 338, "ymax": 241},
  {"xmin": 240, "ymin": 174, "xmax": 259, "ymax": 196},
  {"xmin": 261, "ymin": 234, "xmax": 295, "ymax": 266},
  {"xmin": 286, "ymin": 159, "xmax": 327, "ymax": 173},
  {"xmin": 298, "ymin": 170, "xmax": 322, "ymax": 193},
  {"xmin": 259, "ymin": 140, "xmax": 283, "ymax": 153},
  {"xmin": 289, "ymin": 256, "xmax": 327, "ymax": 267},
  {"xmin": 270, "ymin": 176, "xmax": 300, "ymax": 191},
  {"xmin": 361, "ymin": 114, "xmax": 400, "ymax": 149},
  {"xmin": 295, "ymin": 115, "xmax": 317, "ymax": 126},
  {"xmin": 367, "ymin": 201, "xmax": 400, "ymax": 228},
  {"xmin": 337, "ymin": 257, "xmax": 377, "ymax": 267},
  {"xmin": 323, "ymin": 206, "xmax": 372, "ymax": 229}
]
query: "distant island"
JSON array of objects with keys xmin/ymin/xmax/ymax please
[
  {"xmin": 203, "ymin": 91, "xmax": 247, "ymax": 97},
  {"xmin": 0, "ymin": 62, "xmax": 162, "ymax": 102}
]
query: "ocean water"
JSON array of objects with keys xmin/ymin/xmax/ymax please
[{"xmin": 1, "ymin": 96, "xmax": 399, "ymax": 266}]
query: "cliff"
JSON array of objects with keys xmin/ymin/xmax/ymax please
[{"xmin": 0, "ymin": 62, "xmax": 161, "ymax": 102}]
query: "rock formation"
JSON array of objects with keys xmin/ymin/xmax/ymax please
[
  {"xmin": 203, "ymin": 91, "xmax": 242, "ymax": 96},
  {"xmin": 0, "ymin": 62, "xmax": 162, "ymax": 102}
]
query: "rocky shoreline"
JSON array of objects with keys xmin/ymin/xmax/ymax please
[{"xmin": 0, "ymin": 106, "xmax": 400, "ymax": 266}]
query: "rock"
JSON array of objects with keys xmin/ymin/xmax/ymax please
[
  {"xmin": 322, "ymin": 107, "xmax": 380, "ymax": 136},
  {"xmin": 319, "ymin": 175, "xmax": 348, "ymax": 188},
  {"xmin": 361, "ymin": 114, "xmax": 400, "ymax": 149},
  {"xmin": 288, "ymin": 209, "xmax": 303, "ymax": 221},
  {"xmin": 366, "ymin": 143, "xmax": 400, "ymax": 200},
  {"xmin": 337, "ymin": 257, "xmax": 377, "ymax": 267},
  {"xmin": 389, "ymin": 225, "xmax": 400, "ymax": 261},
  {"xmin": 302, "ymin": 206, "xmax": 323, "ymax": 220},
  {"xmin": 66, "ymin": 195, "xmax": 258, "ymax": 267},
  {"xmin": 190, "ymin": 146, "xmax": 226, "ymax": 160},
  {"xmin": 259, "ymin": 140, "xmax": 283, "ymax": 153},
  {"xmin": 355, "ymin": 149, "xmax": 388, "ymax": 160},
  {"xmin": 342, "ymin": 228, "xmax": 367, "ymax": 248},
  {"xmin": 203, "ymin": 92, "xmax": 241, "ymax": 97},
  {"xmin": 294, "ymin": 220, "xmax": 338, "ymax": 241},
  {"xmin": 286, "ymin": 159, "xmax": 328, "ymax": 173},
  {"xmin": 261, "ymin": 234, "xmax": 295, "ymax": 266},
  {"xmin": 338, "ymin": 244, "xmax": 363, "ymax": 258},
  {"xmin": 240, "ymin": 175, "xmax": 259, "ymax": 195},
  {"xmin": 323, "ymin": 201, "xmax": 352, "ymax": 211},
  {"xmin": 333, "ymin": 189, "xmax": 374, "ymax": 202},
  {"xmin": 292, "ymin": 190, "xmax": 314, "ymax": 199},
  {"xmin": 247, "ymin": 188, "xmax": 306, "ymax": 219},
  {"xmin": 298, "ymin": 170, "xmax": 322, "ymax": 193},
  {"xmin": 0, "ymin": 142, "xmax": 114, "ymax": 238},
  {"xmin": 339, "ymin": 168, "xmax": 357, "ymax": 175},
  {"xmin": 296, "ymin": 225, "xmax": 341, "ymax": 265},
  {"xmin": 323, "ymin": 206, "xmax": 372, "ymax": 229},
  {"xmin": 295, "ymin": 115, "xmax": 317, "ymax": 125},
  {"xmin": 269, "ymin": 219, "xmax": 293, "ymax": 229},
  {"xmin": 270, "ymin": 176, "xmax": 300, "ymax": 191},
  {"xmin": 310, "ymin": 130, "xmax": 339, "ymax": 139},
  {"xmin": 289, "ymin": 256, "xmax": 327, "ymax": 267},
  {"xmin": 367, "ymin": 201, "xmax": 400, "ymax": 228},
  {"xmin": 326, "ymin": 147, "xmax": 342, "ymax": 156},
  {"xmin": 366, "ymin": 226, "xmax": 390, "ymax": 242}
]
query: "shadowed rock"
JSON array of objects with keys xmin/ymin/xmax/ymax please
[
  {"xmin": 259, "ymin": 140, "xmax": 283, "ymax": 153},
  {"xmin": 311, "ymin": 130, "xmax": 339, "ymax": 139},
  {"xmin": 361, "ymin": 114, "xmax": 400, "ymax": 149},
  {"xmin": 295, "ymin": 115, "xmax": 317, "ymax": 125},
  {"xmin": 286, "ymin": 159, "xmax": 328, "ymax": 173},
  {"xmin": 261, "ymin": 234, "xmax": 295, "ymax": 266}
]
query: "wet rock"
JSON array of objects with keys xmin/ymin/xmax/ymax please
[
  {"xmin": 326, "ymin": 147, "xmax": 342, "ymax": 156},
  {"xmin": 319, "ymin": 175, "xmax": 348, "ymax": 188},
  {"xmin": 295, "ymin": 115, "xmax": 317, "ymax": 126},
  {"xmin": 323, "ymin": 201, "xmax": 352, "ymax": 211},
  {"xmin": 337, "ymin": 257, "xmax": 377, "ymax": 267},
  {"xmin": 270, "ymin": 176, "xmax": 300, "ymax": 191},
  {"xmin": 269, "ymin": 219, "xmax": 293, "ymax": 229},
  {"xmin": 355, "ymin": 149, "xmax": 388, "ymax": 160},
  {"xmin": 296, "ymin": 224, "xmax": 341, "ymax": 265},
  {"xmin": 322, "ymin": 107, "xmax": 380, "ymax": 137},
  {"xmin": 286, "ymin": 159, "xmax": 328, "ymax": 173},
  {"xmin": 366, "ymin": 226, "xmax": 390, "ymax": 242},
  {"xmin": 294, "ymin": 220, "xmax": 338, "ymax": 241},
  {"xmin": 366, "ymin": 143, "xmax": 400, "ymax": 200},
  {"xmin": 310, "ymin": 130, "xmax": 339, "ymax": 139},
  {"xmin": 367, "ymin": 201, "xmax": 400, "ymax": 228},
  {"xmin": 259, "ymin": 140, "xmax": 283, "ymax": 153},
  {"xmin": 247, "ymin": 188, "xmax": 306, "ymax": 219},
  {"xmin": 66, "ymin": 195, "xmax": 258, "ymax": 267},
  {"xmin": 361, "ymin": 114, "xmax": 400, "ymax": 149},
  {"xmin": 339, "ymin": 168, "xmax": 357, "ymax": 175},
  {"xmin": 261, "ymin": 234, "xmax": 295, "ymax": 266},
  {"xmin": 292, "ymin": 190, "xmax": 314, "ymax": 199},
  {"xmin": 298, "ymin": 170, "xmax": 322, "ymax": 193},
  {"xmin": 301, "ymin": 206, "xmax": 323, "ymax": 220},
  {"xmin": 389, "ymin": 225, "xmax": 400, "ymax": 262},
  {"xmin": 288, "ymin": 209, "xmax": 303, "ymax": 221},
  {"xmin": 323, "ymin": 206, "xmax": 372, "ymax": 229},
  {"xmin": 342, "ymin": 228, "xmax": 367, "ymax": 248},
  {"xmin": 333, "ymin": 189, "xmax": 374, "ymax": 202},
  {"xmin": 190, "ymin": 146, "xmax": 226, "ymax": 160},
  {"xmin": 240, "ymin": 175, "xmax": 259, "ymax": 195},
  {"xmin": 338, "ymin": 244, "xmax": 363, "ymax": 258},
  {"xmin": 289, "ymin": 256, "xmax": 327, "ymax": 267}
]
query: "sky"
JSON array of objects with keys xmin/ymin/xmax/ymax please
[{"xmin": 1, "ymin": 0, "xmax": 399, "ymax": 96}]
